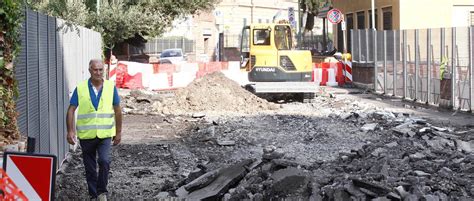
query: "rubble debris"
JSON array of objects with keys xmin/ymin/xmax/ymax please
[
  {"xmin": 361, "ymin": 123, "xmax": 378, "ymax": 131},
  {"xmin": 217, "ymin": 140, "xmax": 236, "ymax": 146},
  {"xmin": 192, "ymin": 113, "xmax": 206, "ymax": 118},
  {"xmin": 185, "ymin": 159, "xmax": 254, "ymax": 200},
  {"xmin": 269, "ymin": 167, "xmax": 310, "ymax": 197}
]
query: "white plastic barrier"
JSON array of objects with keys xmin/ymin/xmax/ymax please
[
  {"xmin": 326, "ymin": 68, "xmax": 338, "ymax": 86},
  {"xmin": 313, "ymin": 68, "xmax": 323, "ymax": 85},
  {"xmin": 148, "ymin": 73, "xmax": 170, "ymax": 91}
]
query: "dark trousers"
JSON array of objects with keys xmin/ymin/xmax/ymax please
[{"xmin": 80, "ymin": 137, "xmax": 111, "ymax": 198}]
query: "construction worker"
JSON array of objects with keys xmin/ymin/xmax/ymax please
[{"xmin": 66, "ymin": 59, "xmax": 122, "ymax": 201}]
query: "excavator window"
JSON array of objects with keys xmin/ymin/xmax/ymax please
[
  {"xmin": 274, "ymin": 25, "xmax": 292, "ymax": 50},
  {"xmin": 253, "ymin": 29, "xmax": 271, "ymax": 45}
]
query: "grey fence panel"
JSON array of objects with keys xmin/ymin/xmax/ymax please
[
  {"xmin": 15, "ymin": 13, "xmax": 28, "ymax": 136},
  {"xmin": 143, "ymin": 37, "xmax": 195, "ymax": 54},
  {"xmin": 26, "ymin": 10, "xmax": 40, "ymax": 151},
  {"xmin": 470, "ymin": 27, "xmax": 474, "ymax": 112},
  {"xmin": 38, "ymin": 13, "xmax": 50, "ymax": 154},
  {"xmin": 357, "ymin": 26, "xmax": 472, "ymax": 112},
  {"xmin": 455, "ymin": 27, "xmax": 470, "ymax": 111},
  {"xmin": 15, "ymin": 11, "xmax": 102, "ymax": 165},
  {"xmin": 48, "ymin": 16, "xmax": 58, "ymax": 154},
  {"xmin": 56, "ymin": 21, "xmax": 66, "ymax": 163}
]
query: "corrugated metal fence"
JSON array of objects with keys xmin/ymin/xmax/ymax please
[
  {"xmin": 15, "ymin": 9, "xmax": 102, "ymax": 164},
  {"xmin": 143, "ymin": 37, "xmax": 195, "ymax": 54},
  {"xmin": 351, "ymin": 27, "xmax": 473, "ymax": 112}
]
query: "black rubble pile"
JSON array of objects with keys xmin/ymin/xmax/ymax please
[
  {"xmin": 314, "ymin": 113, "xmax": 474, "ymax": 200},
  {"xmin": 166, "ymin": 110, "xmax": 473, "ymax": 200}
]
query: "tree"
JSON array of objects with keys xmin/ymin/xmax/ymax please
[
  {"xmin": 0, "ymin": 0, "xmax": 24, "ymax": 144},
  {"xmin": 29, "ymin": 0, "xmax": 217, "ymax": 49},
  {"xmin": 300, "ymin": 0, "xmax": 329, "ymax": 30}
]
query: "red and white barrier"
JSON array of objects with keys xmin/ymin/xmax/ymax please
[{"xmin": 343, "ymin": 60, "xmax": 353, "ymax": 83}]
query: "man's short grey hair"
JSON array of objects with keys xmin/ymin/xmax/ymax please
[{"xmin": 89, "ymin": 59, "xmax": 103, "ymax": 69}]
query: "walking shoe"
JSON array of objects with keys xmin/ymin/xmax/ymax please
[{"xmin": 98, "ymin": 193, "xmax": 107, "ymax": 201}]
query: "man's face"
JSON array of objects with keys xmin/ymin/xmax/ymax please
[{"xmin": 89, "ymin": 62, "xmax": 104, "ymax": 81}]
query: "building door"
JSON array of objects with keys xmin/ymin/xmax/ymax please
[{"xmin": 346, "ymin": 13, "xmax": 354, "ymax": 53}]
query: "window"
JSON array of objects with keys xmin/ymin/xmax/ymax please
[
  {"xmin": 258, "ymin": 19, "xmax": 262, "ymax": 23},
  {"xmin": 266, "ymin": 19, "xmax": 270, "ymax": 23},
  {"xmin": 253, "ymin": 29, "xmax": 271, "ymax": 45},
  {"xmin": 357, "ymin": 11, "xmax": 365, "ymax": 29},
  {"xmin": 369, "ymin": 9, "xmax": 378, "ymax": 30},
  {"xmin": 274, "ymin": 25, "xmax": 292, "ymax": 50},
  {"xmin": 346, "ymin": 13, "xmax": 354, "ymax": 52},
  {"xmin": 204, "ymin": 38, "xmax": 209, "ymax": 53},
  {"xmin": 383, "ymin": 7, "xmax": 392, "ymax": 30},
  {"xmin": 243, "ymin": 18, "xmax": 247, "ymax": 26},
  {"xmin": 471, "ymin": 12, "xmax": 474, "ymax": 26}
]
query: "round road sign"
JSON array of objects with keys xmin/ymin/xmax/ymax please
[{"xmin": 327, "ymin": 8, "xmax": 343, "ymax": 24}]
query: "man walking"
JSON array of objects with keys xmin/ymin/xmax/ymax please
[{"xmin": 66, "ymin": 59, "xmax": 122, "ymax": 200}]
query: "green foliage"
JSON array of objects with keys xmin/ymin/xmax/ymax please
[
  {"xmin": 28, "ymin": 0, "xmax": 88, "ymax": 33},
  {"xmin": 0, "ymin": 0, "xmax": 24, "ymax": 139},
  {"xmin": 300, "ymin": 0, "xmax": 327, "ymax": 15},
  {"xmin": 29, "ymin": 0, "xmax": 217, "ymax": 48}
]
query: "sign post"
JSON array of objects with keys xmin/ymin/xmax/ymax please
[{"xmin": 3, "ymin": 152, "xmax": 57, "ymax": 201}]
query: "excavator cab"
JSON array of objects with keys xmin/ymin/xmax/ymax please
[
  {"xmin": 240, "ymin": 23, "xmax": 313, "ymax": 82},
  {"xmin": 239, "ymin": 23, "xmax": 318, "ymax": 101}
]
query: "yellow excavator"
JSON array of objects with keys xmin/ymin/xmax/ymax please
[{"xmin": 240, "ymin": 23, "xmax": 318, "ymax": 101}]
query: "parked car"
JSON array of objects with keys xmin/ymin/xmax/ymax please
[{"xmin": 159, "ymin": 48, "xmax": 186, "ymax": 64}]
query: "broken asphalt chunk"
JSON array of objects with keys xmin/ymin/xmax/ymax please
[
  {"xmin": 186, "ymin": 159, "xmax": 253, "ymax": 200},
  {"xmin": 270, "ymin": 167, "xmax": 310, "ymax": 196},
  {"xmin": 351, "ymin": 178, "xmax": 390, "ymax": 196},
  {"xmin": 361, "ymin": 123, "xmax": 378, "ymax": 132}
]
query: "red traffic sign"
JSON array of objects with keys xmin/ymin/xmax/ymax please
[
  {"xmin": 327, "ymin": 8, "xmax": 344, "ymax": 24},
  {"xmin": 3, "ymin": 152, "xmax": 57, "ymax": 201}
]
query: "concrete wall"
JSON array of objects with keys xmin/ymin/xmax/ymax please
[{"xmin": 399, "ymin": 0, "xmax": 452, "ymax": 30}]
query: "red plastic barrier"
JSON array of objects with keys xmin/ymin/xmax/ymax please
[
  {"xmin": 1, "ymin": 168, "xmax": 28, "ymax": 200},
  {"xmin": 153, "ymin": 63, "xmax": 176, "ymax": 74},
  {"xmin": 114, "ymin": 63, "xmax": 128, "ymax": 88},
  {"xmin": 321, "ymin": 68, "xmax": 328, "ymax": 86},
  {"xmin": 336, "ymin": 62, "xmax": 344, "ymax": 86},
  {"xmin": 206, "ymin": 62, "xmax": 223, "ymax": 73},
  {"xmin": 122, "ymin": 73, "xmax": 144, "ymax": 89}
]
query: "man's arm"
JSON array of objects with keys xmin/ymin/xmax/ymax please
[
  {"xmin": 66, "ymin": 105, "xmax": 77, "ymax": 145},
  {"xmin": 113, "ymin": 105, "xmax": 122, "ymax": 145}
]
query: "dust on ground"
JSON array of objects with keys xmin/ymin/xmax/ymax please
[{"xmin": 55, "ymin": 73, "xmax": 474, "ymax": 200}]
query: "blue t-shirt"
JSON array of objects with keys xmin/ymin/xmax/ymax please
[{"xmin": 70, "ymin": 79, "xmax": 120, "ymax": 110}]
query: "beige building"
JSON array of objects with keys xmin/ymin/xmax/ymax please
[
  {"xmin": 163, "ymin": 0, "xmax": 300, "ymax": 62},
  {"xmin": 332, "ymin": 0, "xmax": 474, "ymax": 51}
]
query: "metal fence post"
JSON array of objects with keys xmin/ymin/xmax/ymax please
[
  {"xmin": 366, "ymin": 29, "xmax": 370, "ymax": 62},
  {"xmin": 469, "ymin": 27, "xmax": 473, "ymax": 112},
  {"xmin": 374, "ymin": 29, "xmax": 378, "ymax": 91},
  {"xmin": 403, "ymin": 30, "xmax": 407, "ymax": 98},
  {"xmin": 358, "ymin": 30, "xmax": 362, "ymax": 63},
  {"xmin": 427, "ymin": 29, "xmax": 432, "ymax": 104},
  {"xmin": 415, "ymin": 30, "xmax": 419, "ymax": 101},
  {"xmin": 393, "ymin": 30, "xmax": 397, "ymax": 96},
  {"xmin": 351, "ymin": 29, "xmax": 354, "ymax": 55},
  {"xmin": 383, "ymin": 31, "xmax": 387, "ymax": 94},
  {"xmin": 451, "ymin": 28, "xmax": 456, "ymax": 109}
]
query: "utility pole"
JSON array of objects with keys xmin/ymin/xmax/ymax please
[
  {"xmin": 251, "ymin": 0, "xmax": 254, "ymax": 23},
  {"xmin": 97, "ymin": 0, "xmax": 100, "ymax": 15},
  {"xmin": 371, "ymin": 0, "xmax": 375, "ymax": 30},
  {"xmin": 297, "ymin": 0, "xmax": 301, "ymax": 47}
]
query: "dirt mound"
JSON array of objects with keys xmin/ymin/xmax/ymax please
[{"xmin": 156, "ymin": 72, "xmax": 277, "ymax": 114}]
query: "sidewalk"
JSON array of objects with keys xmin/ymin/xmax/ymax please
[{"xmin": 321, "ymin": 86, "xmax": 474, "ymax": 127}]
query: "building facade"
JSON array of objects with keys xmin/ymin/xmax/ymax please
[
  {"xmin": 159, "ymin": 0, "xmax": 300, "ymax": 62},
  {"xmin": 332, "ymin": 0, "xmax": 474, "ymax": 52}
]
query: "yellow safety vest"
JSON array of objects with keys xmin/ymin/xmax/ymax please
[{"xmin": 76, "ymin": 80, "xmax": 116, "ymax": 139}]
